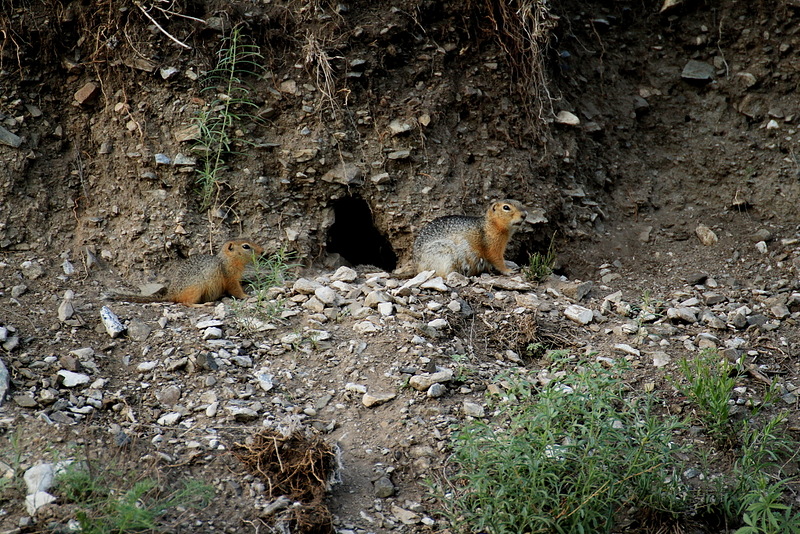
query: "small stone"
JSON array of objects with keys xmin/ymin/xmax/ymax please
[
  {"xmin": 667, "ymin": 307, "xmax": 698, "ymax": 323},
  {"xmin": 652, "ymin": 352, "xmax": 670, "ymax": 367},
  {"xmin": 377, "ymin": 302, "xmax": 394, "ymax": 316},
  {"xmin": 695, "ymin": 224, "xmax": 718, "ymax": 246},
  {"xmin": 155, "ymin": 385, "xmax": 181, "ymax": 406},
  {"xmin": 20, "ymin": 261, "xmax": 45, "ymax": 279},
  {"xmin": 74, "ymin": 82, "xmax": 100, "ymax": 105},
  {"xmin": 387, "ymin": 149, "xmax": 411, "ymax": 160},
  {"xmin": 391, "ymin": 505, "xmax": 421, "ymax": 525},
  {"xmin": 409, "ymin": 368, "xmax": 454, "ymax": 391},
  {"xmin": 427, "ymin": 383, "xmax": 447, "ymax": 398},
  {"xmin": 157, "ymin": 412, "xmax": 182, "ymax": 426},
  {"xmin": 100, "ymin": 306, "xmax": 126, "ymax": 338},
  {"xmin": 127, "ymin": 319, "xmax": 151, "ymax": 342},
  {"xmin": 14, "ymin": 394, "xmax": 37, "ymax": 408},
  {"xmin": 292, "ymin": 278, "xmax": 321, "ymax": 294},
  {"xmin": 388, "ymin": 119, "xmax": 413, "ymax": 135},
  {"xmin": 681, "ymin": 60, "xmax": 715, "ymax": 83},
  {"xmin": 26, "ymin": 491, "xmax": 56, "ymax": 516},
  {"xmin": 362, "ymin": 391, "xmax": 396, "ymax": 407},
  {"xmin": 321, "ymin": 162, "xmax": 363, "ymax": 185},
  {"xmin": 254, "ymin": 370, "xmax": 274, "ymax": 392},
  {"xmin": 24, "ymin": 464, "xmax": 55, "ymax": 494},
  {"xmin": 555, "ymin": 110, "xmax": 580, "ymax": 125},
  {"xmin": 0, "ymin": 125, "xmax": 22, "ymax": 148},
  {"xmin": 564, "ymin": 304, "xmax": 593, "ymax": 325},
  {"xmin": 314, "ymin": 286, "xmax": 338, "ymax": 305},
  {"xmin": 613, "ymin": 343, "xmax": 641, "ymax": 357},
  {"xmin": 374, "ymin": 476, "xmax": 396, "ymax": 498},
  {"xmin": 364, "ymin": 290, "xmax": 390, "ymax": 307},
  {"xmin": 353, "ymin": 320, "xmax": 379, "ymax": 334},
  {"xmin": 11, "ymin": 284, "xmax": 27, "ymax": 298},
  {"xmin": 202, "ymin": 327, "xmax": 223, "ymax": 340},
  {"xmin": 462, "ymin": 402, "xmax": 485, "ymax": 417},
  {"xmin": 58, "ymin": 370, "xmax": 90, "ymax": 387},
  {"xmin": 755, "ymin": 241, "xmax": 768, "ymax": 254},
  {"xmin": 331, "ymin": 266, "xmax": 358, "ymax": 282},
  {"xmin": 227, "ymin": 406, "xmax": 259, "ymax": 422}
]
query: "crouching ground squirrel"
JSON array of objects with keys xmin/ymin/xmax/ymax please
[
  {"xmin": 110, "ymin": 239, "xmax": 265, "ymax": 305},
  {"xmin": 413, "ymin": 199, "xmax": 528, "ymax": 277}
]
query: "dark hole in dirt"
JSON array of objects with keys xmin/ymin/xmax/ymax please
[{"xmin": 326, "ymin": 196, "xmax": 397, "ymax": 271}]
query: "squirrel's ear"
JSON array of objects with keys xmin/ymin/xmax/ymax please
[{"xmin": 227, "ymin": 243, "xmax": 234, "ymax": 252}]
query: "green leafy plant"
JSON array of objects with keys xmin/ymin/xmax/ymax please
[
  {"xmin": 57, "ymin": 462, "xmax": 213, "ymax": 534},
  {"xmin": 735, "ymin": 478, "xmax": 800, "ymax": 534},
  {"xmin": 194, "ymin": 25, "xmax": 265, "ymax": 210},
  {"xmin": 232, "ymin": 246, "xmax": 299, "ymax": 331},
  {"xmin": 524, "ymin": 232, "xmax": 556, "ymax": 282},
  {"xmin": 677, "ymin": 348, "xmax": 738, "ymax": 440},
  {"xmin": 442, "ymin": 357, "xmax": 689, "ymax": 533}
]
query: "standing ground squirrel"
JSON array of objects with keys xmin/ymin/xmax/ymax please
[
  {"xmin": 111, "ymin": 239, "xmax": 265, "ymax": 305},
  {"xmin": 413, "ymin": 199, "xmax": 528, "ymax": 277}
]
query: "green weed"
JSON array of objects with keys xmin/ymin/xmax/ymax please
[
  {"xmin": 442, "ymin": 357, "xmax": 688, "ymax": 533},
  {"xmin": 194, "ymin": 25, "xmax": 266, "ymax": 210},
  {"xmin": 233, "ymin": 246, "xmax": 298, "ymax": 331},
  {"xmin": 524, "ymin": 233, "xmax": 557, "ymax": 282},
  {"xmin": 57, "ymin": 462, "xmax": 213, "ymax": 534},
  {"xmin": 677, "ymin": 348, "xmax": 738, "ymax": 441}
]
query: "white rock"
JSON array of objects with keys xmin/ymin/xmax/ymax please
[
  {"xmin": 137, "ymin": 361, "xmax": 158, "ymax": 372},
  {"xmin": 555, "ymin": 110, "xmax": 580, "ymax": 125},
  {"xmin": 364, "ymin": 290, "xmax": 390, "ymax": 307},
  {"xmin": 399, "ymin": 270, "xmax": 434, "ymax": 291},
  {"xmin": 314, "ymin": 286, "xmax": 338, "ymax": 305},
  {"xmin": 292, "ymin": 278, "xmax": 321, "ymax": 294},
  {"xmin": 652, "ymin": 352, "xmax": 670, "ymax": 367},
  {"xmin": 254, "ymin": 369, "xmax": 274, "ymax": 392},
  {"xmin": 427, "ymin": 318, "xmax": 448, "ymax": 330},
  {"xmin": 157, "ymin": 412, "xmax": 182, "ymax": 426},
  {"xmin": 24, "ymin": 464, "xmax": 55, "ymax": 494},
  {"xmin": 462, "ymin": 402, "xmax": 485, "ymax": 417},
  {"xmin": 345, "ymin": 382, "xmax": 368, "ymax": 394},
  {"xmin": 409, "ymin": 368, "xmax": 454, "ymax": 391},
  {"xmin": 196, "ymin": 319, "xmax": 223, "ymax": 329},
  {"xmin": 613, "ymin": 343, "xmax": 641, "ymax": 357},
  {"xmin": 377, "ymin": 302, "xmax": 394, "ymax": 316},
  {"xmin": 564, "ymin": 304, "xmax": 593, "ymax": 325},
  {"xmin": 331, "ymin": 266, "xmax": 358, "ymax": 282},
  {"xmin": 755, "ymin": 240, "xmax": 768, "ymax": 254},
  {"xmin": 26, "ymin": 491, "xmax": 56, "ymax": 515},
  {"xmin": 202, "ymin": 327, "xmax": 223, "ymax": 339},
  {"xmin": 100, "ymin": 306, "xmax": 125, "ymax": 338},
  {"xmin": 420, "ymin": 277, "xmax": 449, "ymax": 291},
  {"xmin": 58, "ymin": 370, "xmax": 90, "ymax": 387},
  {"xmin": 362, "ymin": 392, "xmax": 396, "ymax": 407},
  {"xmin": 695, "ymin": 224, "xmax": 718, "ymax": 246},
  {"xmin": 353, "ymin": 320, "xmax": 379, "ymax": 334},
  {"xmin": 70, "ymin": 347, "xmax": 94, "ymax": 358}
]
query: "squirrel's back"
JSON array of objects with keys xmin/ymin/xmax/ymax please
[{"xmin": 413, "ymin": 200, "xmax": 527, "ymax": 277}]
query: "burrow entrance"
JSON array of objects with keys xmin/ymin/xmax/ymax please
[{"xmin": 326, "ymin": 196, "xmax": 397, "ymax": 271}]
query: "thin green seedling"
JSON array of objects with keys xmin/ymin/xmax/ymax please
[
  {"xmin": 194, "ymin": 25, "xmax": 266, "ymax": 210},
  {"xmin": 735, "ymin": 477, "xmax": 800, "ymax": 534}
]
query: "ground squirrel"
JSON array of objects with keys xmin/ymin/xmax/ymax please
[
  {"xmin": 111, "ymin": 239, "xmax": 265, "ymax": 305},
  {"xmin": 413, "ymin": 199, "xmax": 528, "ymax": 277}
]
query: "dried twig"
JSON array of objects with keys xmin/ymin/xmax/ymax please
[{"xmin": 134, "ymin": 1, "xmax": 191, "ymax": 49}]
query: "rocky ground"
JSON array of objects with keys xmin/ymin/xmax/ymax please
[
  {"xmin": 2, "ymin": 207, "xmax": 800, "ymax": 532},
  {"xmin": 4, "ymin": 0, "xmax": 800, "ymax": 532}
]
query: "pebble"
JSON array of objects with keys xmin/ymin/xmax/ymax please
[
  {"xmin": 374, "ymin": 476, "xmax": 396, "ymax": 498},
  {"xmin": 564, "ymin": 304, "xmax": 593, "ymax": 325},
  {"xmin": 462, "ymin": 402, "xmax": 485, "ymax": 417},
  {"xmin": 695, "ymin": 224, "xmax": 718, "ymax": 246},
  {"xmin": 57, "ymin": 370, "xmax": 90, "ymax": 387},
  {"xmin": 100, "ymin": 306, "xmax": 126, "ymax": 338},
  {"xmin": 362, "ymin": 392, "xmax": 396, "ymax": 407}
]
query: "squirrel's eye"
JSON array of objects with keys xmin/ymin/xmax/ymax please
[
  {"xmin": 502, "ymin": 204, "xmax": 511, "ymax": 211},
  {"xmin": 242, "ymin": 244, "xmax": 251, "ymax": 250}
]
